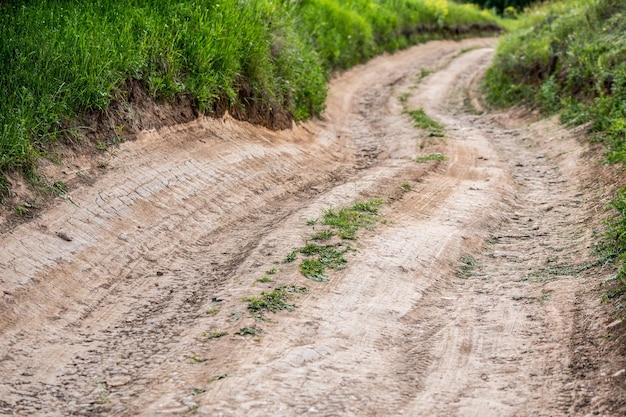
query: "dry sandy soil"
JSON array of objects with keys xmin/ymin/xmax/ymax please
[{"xmin": 2, "ymin": 38, "xmax": 626, "ymax": 416}]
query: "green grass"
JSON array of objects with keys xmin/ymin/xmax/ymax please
[
  {"xmin": 415, "ymin": 153, "xmax": 446, "ymax": 163},
  {"xmin": 296, "ymin": 199, "xmax": 382, "ymax": 281},
  {"xmin": 322, "ymin": 199, "xmax": 382, "ymax": 240},
  {"xmin": 405, "ymin": 108, "xmax": 445, "ymax": 137},
  {"xmin": 244, "ymin": 285, "xmax": 308, "ymax": 314},
  {"xmin": 299, "ymin": 244, "xmax": 348, "ymax": 281},
  {"xmin": 485, "ymin": 0, "xmax": 626, "ymax": 163},
  {"xmin": 204, "ymin": 331, "xmax": 228, "ymax": 340},
  {"xmin": 0, "ymin": 0, "xmax": 502, "ymax": 185}
]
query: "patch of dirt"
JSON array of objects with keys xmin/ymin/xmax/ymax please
[{"xmin": 1, "ymin": 38, "xmax": 626, "ymax": 416}]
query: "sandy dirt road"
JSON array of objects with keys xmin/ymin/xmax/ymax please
[{"xmin": 1, "ymin": 38, "xmax": 625, "ymax": 416}]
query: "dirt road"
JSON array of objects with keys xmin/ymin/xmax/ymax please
[{"xmin": 1, "ymin": 38, "xmax": 624, "ymax": 416}]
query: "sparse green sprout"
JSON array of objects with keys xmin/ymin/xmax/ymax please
[
  {"xmin": 96, "ymin": 392, "xmax": 110, "ymax": 405},
  {"xmin": 405, "ymin": 108, "xmax": 444, "ymax": 137},
  {"xmin": 398, "ymin": 92, "xmax": 410, "ymax": 103},
  {"xmin": 257, "ymin": 276, "xmax": 273, "ymax": 283},
  {"xmin": 266, "ymin": 267, "xmax": 277, "ymax": 275},
  {"xmin": 457, "ymin": 254, "xmax": 478, "ymax": 278},
  {"xmin": 306, "ymin": 219, "xmax": 317, "ymax": 226},
  {"xmin": 245, "ymin": 285, "xmax": 308, "ymax": 313},
  {"xmin": 420, "ymin": 68, "xmax": 432, "ymax": 79},
  {"xmin": 237, "ymin": 326, "xmax": 261, "ymax": 336},
  {"xmin": 284, "ymin": 250, "xmax": 297, "ymax": 264},
  {"xmin": 415, "ymin": 153, "xmax": 446, "ymax": 163},
  {"xmin": 191, "ymin": 355, "xmax": 208, "ymax": 363},
  {"xmin": 300, "ymin": 258, "xmax": 328, "ymax": 282},
  {"xmin": 206, "ymin": 308, "xmax": 219, "ymax": 316},
  {"xmin": 205, "ymin": 331, "xmax": 228, "ymax": 339},
  {"xmin": 401, "ymin": 182, "xmax": 412, "ymax": 191},
  {"xmin": 310, "ymin": 229, "xmax": 334, "ymax": 241},
  {"xmin": 14, "ymin": 205, "xmax": 29, "ymax": 217},
  {"xmin": 50, "ymin": 180, "xmax": 69, "ymax": 195},
  {"xmin": 192, "ymin": 388, "xmax": 208, "ymax": 395}
]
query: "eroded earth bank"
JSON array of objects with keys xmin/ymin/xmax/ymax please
[{"xmin": 2, "ymin": 38, "xmax": 626, "ymax": 416}]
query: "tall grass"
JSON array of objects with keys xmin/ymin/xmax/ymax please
[
  {"xmin": 0, "ymin": 0, "xmax": 502, "ymax": 177},
  {"xmin": 485, "ymin": 0, "xmax": 626, "ymax": 161}
]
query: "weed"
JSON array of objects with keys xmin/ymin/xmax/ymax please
[
  {"xmin": 14, "ymin": 205, "xmax": 30, "ymax": 217},
  {"xmin": 204, "ymin": 331, "xmax": 228, "ymax": 339},
  {"xmin": 310, "ymin": 229, "xmax": 334, "ymax": 241},
  {"xmin": 192, "ymin": 388, "xmax": 208, "ymax": 395},
  {"xmin": 49, "ymin": 181, "xmax": 69, "ymax": 195},
  {"xmin": 96, "ymin": 392, "xmax": 110, "ymax": 405},
  {"xmin": 405, "ymin": 108, "xmax": 445, "ymax": 137},
  {"xmin": 257, "ymin": 276, "xmax": 273, "ymax": 283},
  {"xmin": 306, "ymin": 219, "xmax": 317, "ymax": 226},
  {"xmin": 401, "ymin": 182, "xmax": 412, "ymax": 191},
  {"xmin": 283, "ymin": 250, "xmax": 297, "ymax": 264},
  {"xmin": 398, "ymin": 93, "xmax": 410, "ymax": 104},
  {"xmin": 322, "ymin": 199, "xmax": 382, "ymax": 240},
  {"xmin": 415, "ymin": 153, "xmax": 446, "ymax": 163},
  {"xmin": 206, "ymin": 308, "xmax": 219, "ymax": 316},
  {"xmin": 191, "ymin": 355, "xmax": 207, "ymax": 363},
  {"xmin": 457, "ymin": 254, "xmax": 478, "ymax": 278},
  {"xmin": 300, "ymin": 244, "xmax": 348, "ymax": 270},
  {"xmin": 419, "ymin": 68, "xmax": 432, "ymax": 79},
  {"xmin": 266, "ymin": 267, "xmax": 277, "ymax": 275},
  {"xmin": 237, "ymin": 326, "xmax": 261, "ymax": 336},
  {"xmin": 244, "ymin": 286, "xmax": 306, "ymax": 313},
  {"xmin": 300, "ymin": 258, "xmax": 328, "ymax": 282}
]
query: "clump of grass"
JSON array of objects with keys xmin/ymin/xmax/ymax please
[
  {"xmin": 244, "ymin": 285, "xmax": 308, "ymax": 314},
  {"xmin": 457, "ymin": 254, "xmax": 478, "ymax": 278},
  {"xmin": 283, "ymin": 250, "xmax": 298, "ymax": 264},
  {"xmin": 310, "ymin": 229, "xmax": 334, "ymax": 241},
  {"xmin": 322, "ymin": 199, "xmax": 382, "ymax": 240},
  {"xmin": 295, "ymin": 199, "xmax": 382, "ymax": 282},
  {"xmin": 415, "ymin": 153, "xmax": 446, "ymax": 163},
  {"xmin": 204, "ymin": 331, "xmax": 228, "ymax": 339},
  {"xmin": 192, "ymin": 388, "xmax": 208, "ymax": 396},
  {"xmin": 237, "ymin": 326, "xmax": 261, "ymax": 336},
  {"xmin": 405, "ymin": 108, "xmax": 445, "ymax": 137}
]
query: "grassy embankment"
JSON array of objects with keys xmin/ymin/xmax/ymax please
[
  {"xmin": 483, "ymin": 0, "xmax": 626, "ymax": 301},
  {"xmin": 0, "ymin": 0, "xmax": 502, "ymax": 195}
]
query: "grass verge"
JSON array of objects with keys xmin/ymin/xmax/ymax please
[
  {"xmin": 484, "ymin": 0, "xmax": 626, "ymax": 309},
  {"xmin": 0, "ymin": 0, "xmax": 503, "ymax": 190}
]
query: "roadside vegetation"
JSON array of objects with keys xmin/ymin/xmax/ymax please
[
  {"xmin": 483, "ymin": 0, "xmax": 626, "ymax": 305},
  {"xmin": 0, "ymin": 0, "xmax": 502, "ymax": 187}
]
